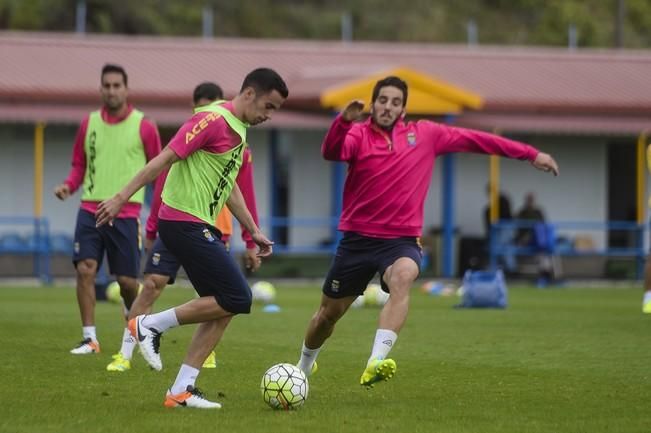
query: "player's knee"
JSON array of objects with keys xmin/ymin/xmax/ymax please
[
  {"xmin": 139, "ymin": 280, "xmax": 158, "ymax": 301},
  {"xmin": 145, "ymin": 275, "xmax": 168, "ymax": 295},
  {"xmin": 76, "ymin": 259, "xmax": 97, "ymax": 279},
  {"xmin": 315, "ymin": 305, "xmax": 343, "ymax": 327},
  {"xmin": 387, "ymin": 266, "xmax": 418, "ymax": 289}
]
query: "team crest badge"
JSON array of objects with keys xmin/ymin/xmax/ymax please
[
  {"xmin": 203, "ymin": 228, "xmax": 215, "ymax": 242},
  {"xmin": 152, "ymin": 253, "xmax": 160, "ymax": 266},
  {"xmin": 407, "ymin": 132, "xmax": 417, "ymax": 146}
]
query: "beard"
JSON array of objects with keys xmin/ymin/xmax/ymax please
[
  {"xmin": 372, "ymin": 112, "xmax": 398, "ymax": 130},
  {"xmin": 104, "ymin": 98, "xmax": 125, "ymax": 111}
]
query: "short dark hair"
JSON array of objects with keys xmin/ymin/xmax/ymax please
[
  {"xmin": 101, "ymin": 64, "xmax": 128, "ymax": 87},
  {"xmin": 240, "ymin": 68, "xmax": 289, "ymax": 99},
  {"xmin": 193, "ymin": 82, "xmax": 224, "ymax": 105},
  {"xmin": 372, "ymin": 76, "xmax": 408, "ymax": 107}
]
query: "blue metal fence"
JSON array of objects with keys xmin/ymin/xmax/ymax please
[
  {"xmin": 0, "ymin": 216, "xmax": 52, "ymax": 283},
  {"xmin": 489, "ymin": 220, "xmax": 646, "ymax": 278},
  {"xmin": 3, "ymin": 216, "xmax": 646, "ymax": 282}
]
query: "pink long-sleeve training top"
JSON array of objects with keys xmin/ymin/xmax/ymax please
[{"xmin": 322, "ymin": 114, "xmax": 540, "ymax": 239}]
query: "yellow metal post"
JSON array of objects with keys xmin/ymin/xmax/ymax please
[
  {"xmin": 34, "ymin": 122, "xmax": 45, "ymax": 217},
  {"xmin": 489, "ymin": 156, "xmax": 500, "ymax": 223},
  {"xmin": 489, "ymin": 128, "xmax": 502, "ymax": 223}
]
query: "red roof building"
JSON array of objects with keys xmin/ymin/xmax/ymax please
[{"xmin": 1, "ymin": 31, "xmax": 649, "ymax": 134}]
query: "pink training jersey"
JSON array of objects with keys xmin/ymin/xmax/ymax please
[
  {"xmin": 157, "ymin": 102, "xmax": 255, "ymax": 231},
  {"xmin": 64, "ymin": 104, "xmax": 161, "ymax": 219},
  {"xmin": 146, "ymin": 147, "xmax": 259, "ymax": 248},
  {"xmin": 323, "ymin": 114, "xmax": 540, "ymax": 239}
]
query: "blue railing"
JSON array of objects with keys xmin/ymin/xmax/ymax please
[
  {"xmin": 489, "ymin": 220, "xmax": 646, "ymax": 278},
  {"xmin": 3, "ymin": 216, "xmax": 645, "ymax": 281},
  {"xmin": 0, "ymin": 216, "xmax": 52, "ymax": 283},
  {"xmin": 0, "ymin": 214, "xmax": 341, "ymax": 283}
]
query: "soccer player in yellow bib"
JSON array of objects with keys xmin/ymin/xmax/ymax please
[
  {"xmin": 54, "ymin": 64, "xmax": 161, "ymax": 356},
  {"xmin": 96, "ymin": 68, "xmax": 287, "ymax": 409},
  {"xmin": 106, "ymin": 82, "xmax": 261, "ymax": 372}
]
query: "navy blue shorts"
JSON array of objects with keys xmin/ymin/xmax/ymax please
[
  {"xmin": 73, "ymin": 209, "xmax": 141, "ymax": 278},
  {"xmin": 144, "ymin": 234, "xmax": 232, "ymax": 284},
  {"xmin": 158, "ymin": 220, "xmax": 251, "ymax": 314},
  {"xmin": 143, "ymin": 238, "xmax": 182, "ymax": 284},
  {"xmin": 323, "ymin": 232, "xmax": 422, "ymax": 298}
]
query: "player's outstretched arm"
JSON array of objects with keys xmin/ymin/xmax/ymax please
[
  {"xmin": 532, "ymin": 152, "xmax": 559, "ymax": 176},
  {"xmin": 95, "ymin": 147, "xmax": 179, "ymax": 227}
]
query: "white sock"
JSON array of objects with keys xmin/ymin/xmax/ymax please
[
  {"xmin": 119, "ymin": 328, "xmax": 136, "ymax": 359},
  {"xmin": 368, "ymin": 329, "xmax": 398, "ymax": 365},
  {"xmin": 170, "ymin": 364, "xmax": 200, "ymax": 395},
  {"xmin": 82, "ymin": 326, "xmax": 97, "ymax": 342},
  {"xmin": 141, "ymin": 308, "xmax": 179, "ymax": 333},
  {"xmin": 644, "ymin": 291, "xmax": 651, "ymax": 303},
  {"xmin": 297, "ymin": 341, "xmax": 321, "ymax": 376}
]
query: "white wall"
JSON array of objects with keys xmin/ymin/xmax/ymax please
[
  {"xmin": 286, "ymin": 129, "xmax": 332, "ymax": 248},
  {"xmin": 0, "ymin": 124, "xmax": 82, "ymax": 235}
]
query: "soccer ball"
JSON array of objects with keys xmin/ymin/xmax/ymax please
[
  {"xmin": 252, "ymin": 281, "xmax": 277, "ymax": 304},
  {"xmin": 105, "ymin": 281, "xmax": 121, "ymax": 304},
  {"xmin": 260, "ymin": 363, "xmax": 308, "ymax": 410},
  {"xmin": 105, "ymin": 282, "xmax": 143, "ymax": 304},
  {"xmin": 363, "ymin": 283, "xmax": 389, "ymax": 307}
]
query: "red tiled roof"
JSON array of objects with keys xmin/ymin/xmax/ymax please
[
  {"xmin": 1, "ymin": 31, "xmax": 650, "ymax": 132},
  {"xmin": 457, "ymin": 112, "xmax": 651, "ymax": 135}
]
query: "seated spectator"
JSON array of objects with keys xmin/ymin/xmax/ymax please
[
  {"xmin": 516, "ymin": 192, "xmax": 554, "ymax": 286},
  {"xmin": 515, "ymin": 192, "xmax": 545, "ymax": 246}
]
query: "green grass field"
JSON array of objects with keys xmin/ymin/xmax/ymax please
[{"xmin": 0, "ymin": 283, "xmax": 648, "ymax": 433}]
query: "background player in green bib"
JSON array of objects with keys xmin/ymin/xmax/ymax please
[
  {"xmin": 54, "ymin": 64, "xmax": 161, "ymax": 355},
  {"xmin": 96, "ymin": 68, "xmax": 288, "ymax": 409}
]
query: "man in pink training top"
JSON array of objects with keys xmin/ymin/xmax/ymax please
[
  {"xmin": 54, "ymin": 64, "xmax": 161, "ymax": 356},
  {"xmin": 296, "ymin": 76, "xmax": 559, "ymax": 387}
]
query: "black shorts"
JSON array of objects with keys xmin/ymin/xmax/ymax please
[
  {"xmin": 158, "ymin": 220, "xmax": 251, "ymax": 314},
  {"xmin": 143, "ymin": 237, "xmax": 182, "ymax": 285},
  {"xmin": 144, "ymin": 233, "xmax": 232, "ymax": 285},
  {"xmin": 73, "ymin": 209, "xmax": 141, "ymax": 278},
  {"xmin": 322, "ymin": 232, "xmax": 422, "ymax": 298}
]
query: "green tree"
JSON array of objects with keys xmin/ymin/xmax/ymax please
[{"xmin": 0, "ymin": 0, "xmax": 649, "ymax": 48}]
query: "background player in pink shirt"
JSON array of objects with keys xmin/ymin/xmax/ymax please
[
  {"xmin": 54, "ymin": 64, "xmax": 161, "ymax": 356},
  {"xmin": 296, "ymin": 76, "xmax": 559, "ymax": 387}
]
